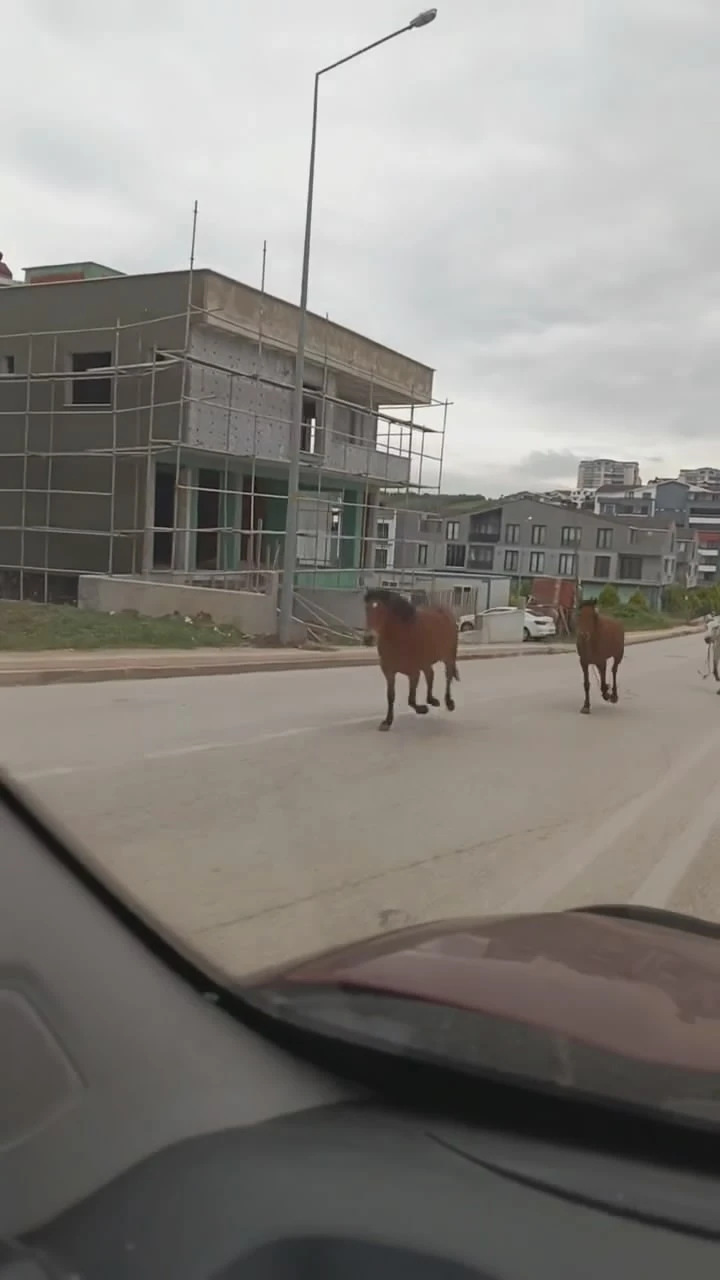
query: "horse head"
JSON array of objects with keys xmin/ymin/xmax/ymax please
[
  {"xmin": 363, "ymin": 588, "xmax": 416, "ymax": 640},
  {"xmin": 576, "ymin": 598, "xmax": 599, "ymax": 645}
]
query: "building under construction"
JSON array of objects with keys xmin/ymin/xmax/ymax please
[{"xmin": 0, "ymin": 261, "xmax": 447, "ymax": 628}]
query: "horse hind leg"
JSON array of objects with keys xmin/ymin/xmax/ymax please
[
  {"xmin": 580, "ymin": 659, "xmax": 591, "ymax": 714},
  {"xmin": 408, "ymin": 672, "xmax": 429, "ymax": 716},
  {"xmin": 444, "ymin": 661, "xmax": 456, "ymax": 712},
  {"xmin": 598, "ymin": 659, "xmax": 610, "ymax": 702},
  {"xmin": 425, "ymin": 667, "xmax": 441, "ymax": 707},
  {"xmin": 610, "ymin": 657, "xmax": 620, "ymax": 704},
  {"xmin": 379, "ymin": 671, "xmax": 396, "ymax": 731}
]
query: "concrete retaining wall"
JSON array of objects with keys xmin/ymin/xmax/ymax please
[{"xmin": 78, "ymin": 574, "xmax": 278, "ymax": 636}]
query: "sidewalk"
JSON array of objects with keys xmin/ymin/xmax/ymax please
[{"xmin": 0, "ymin": 625, "xmax": 701, "ymax": 688}]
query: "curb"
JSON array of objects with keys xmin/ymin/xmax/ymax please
[{"xmin": 0, "ymin": 627, "xmax": 700, "ymax": 689}]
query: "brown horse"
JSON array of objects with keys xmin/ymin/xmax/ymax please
[
  {"xmin": 575, "ymin": 598, "xmax": 625, "ymax": 715},
  {"xmin": 364, "ymin": 588, "xmax": 460, "ymax": 731}
]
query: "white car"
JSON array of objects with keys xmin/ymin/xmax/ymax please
[
  {"xmin": 460, "ymin": 606, "xmax": 557, "ymax": 641},
  {"xmin": 522, "ymin": 609, "xmax": 557, "ymax": 641}
]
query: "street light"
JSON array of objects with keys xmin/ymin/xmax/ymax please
[{"xmin": 277, "ymin": 9, "xmax": 438, "ymax": 644}]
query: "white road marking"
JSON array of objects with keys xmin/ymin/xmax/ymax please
[
  {"xmin": 12, "ymin": 715, "xmax": 382, "ymax": 777},
  {"xmin": 630, "ymin": 782, "xmax": 720, "ymax": 907},
  {"xmin": 15, "ymin": 766, "xmax": 77, "ymax": 781},
  {"xmin": 502, "ymin": 722, "xmax": 720, "ymax": 913}
]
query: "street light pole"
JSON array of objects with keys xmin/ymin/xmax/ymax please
[{"xmin": 277, "ymin": 9, "xmax": 438, "ymax": 645}]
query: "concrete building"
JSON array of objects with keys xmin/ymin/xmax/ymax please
[
  {"xmin": 0, "ymin": 265, "xmax": 443, "ymax": 610},
  {"xmin": 576, "ymin": 458, "xmax": 641, "ymax": 490},
  {"xmin": 387, "ymin": 495, "xmax": 677, "ymax": 608}
]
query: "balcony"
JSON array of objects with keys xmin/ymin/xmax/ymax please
[{"xmin": 468, "ymin": 513, "xmax": 501, "ymax": 543}]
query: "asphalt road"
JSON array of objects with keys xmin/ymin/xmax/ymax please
[{"xmin": 0, "ymin": 634, "xmax": 718, "ymax": 977}]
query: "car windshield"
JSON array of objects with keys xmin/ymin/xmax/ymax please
[{"xmin": 2, "ymin": 5, "xmax": 719, "ymax": 1107}]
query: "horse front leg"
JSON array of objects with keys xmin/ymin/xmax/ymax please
[
  {"xmin": 408, "ymin": 671, "xmax": 428, "ymax": 716},
  {"xmin": 598, "ymin": 659, "xmax": 610, "ymax": 701},
  {"xmin": 379, "ymin": 671, "xmax": 396, "ymax": 731},
  {"xmin": 424, "ymin": 666, "xmax": 440, "ymax": 707},
  {"xmin": 580, "ymin": 659, "xmax": 591, "ymax": 714}
]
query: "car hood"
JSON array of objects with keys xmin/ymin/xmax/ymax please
[{"xmin": 248, "ymin": 906, "xmax": 720, "ymax": 1073}]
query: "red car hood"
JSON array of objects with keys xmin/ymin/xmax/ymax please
[{"xmin": 259, "ymin": 909, "xmax": 720, "ymax": 1073}]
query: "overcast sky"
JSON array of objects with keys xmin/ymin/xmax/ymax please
[{"xmin": 4, "ymin": 0, "xmax": 720, "ymax": 494}]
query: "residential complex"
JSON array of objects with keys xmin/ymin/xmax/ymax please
[{"xmin": 382, "ymin": 495, "xmax": 680, "ymax": 608}]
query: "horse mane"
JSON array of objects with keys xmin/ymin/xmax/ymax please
[
  {"xmin": 364, "ymin": 588, "xmax": 417, "ymax": 622},
  {"xmin": 578, "ymin": 597, "xmax": 598, "ymax": 609}
]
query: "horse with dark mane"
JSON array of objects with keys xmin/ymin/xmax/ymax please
[
  {"xmin": 364, "ymin": 588, "xmax": 460, "ymax": 731},
  {"xmin": 575, "ymin": 598, "xmax": 625, "ymax": 715}
]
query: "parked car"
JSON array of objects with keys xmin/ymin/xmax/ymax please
[{"xmin": 463, "ymin": 606, "xmax": 557, "ymax": 642}]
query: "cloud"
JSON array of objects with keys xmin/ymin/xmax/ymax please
[{"xmin": 3, "ymin": 0, "xmax": 720, "ymax": 493}]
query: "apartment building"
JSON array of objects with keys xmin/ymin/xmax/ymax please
[
  {"xmin": 576, "ymin": 458, "xmax": 641, "ymax": 489},
  {"xmin": 389, "ymin": 496, "xmax": 677, "ymax": 607}
]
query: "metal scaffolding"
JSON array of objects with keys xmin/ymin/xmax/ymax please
[{"xmin": 0, "ymin": 266, "xmax": 449, "ymax": 621}]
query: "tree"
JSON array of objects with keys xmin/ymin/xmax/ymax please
[
  {"xmin": 597, "ymin": 584, "xmax": 619, "ymax": 608},
  {"xmin": 627, "ymin": 590, "xmax": 649, "ymax": 610}
]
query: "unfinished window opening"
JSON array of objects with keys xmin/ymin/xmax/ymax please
[
  {"xmin": 1, "ymin": 355, "xmax": 15, "ymax": 376},
  {"xmin": 196, "ymin": 468, "xmax": 221, "ymax": 570},
  {"xmin": 297, "ymin": 492, "xmax": 342, "ymax": 566},
  {"xmin": 241, "ymin": 476, "xmax": 268, "ymax": 567},
  {"xmin": 301, "ymin": 389, "xmax": 324, "ymax": 455},
  {"xmin": 153, "ymin": 467, "xmax": 175, "ymax": 568},
  {"xmin": 71, "ymin": 350, "xmax": 112, "ymax": 406}
]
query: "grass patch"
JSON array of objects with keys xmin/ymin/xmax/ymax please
[
  {"xmin": 605, "ymin": 605, "xmax": 675, "ymax": 631},
  {"xmin": 0, "ymin": 601, "xmax": 252, "ymax": 651}
]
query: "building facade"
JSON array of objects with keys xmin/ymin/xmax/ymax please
[{"xmin": 0, "ymin": 267, "xmax": 438, "ymax": 601}]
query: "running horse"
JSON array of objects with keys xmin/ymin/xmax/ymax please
[
  {"xmin": 575, "ymin": 598, "xmax": 625, "ymax": 715},
  {"xmin": 363, "ymin": 588, "xmax": 460, "ymax": 731}
]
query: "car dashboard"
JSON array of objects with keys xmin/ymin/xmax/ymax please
[{"xmin": 1, "ymin": 775, "xmax": 719, "ymax": 1278}]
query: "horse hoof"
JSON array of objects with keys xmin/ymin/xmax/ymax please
[
  {"xmin": 428, "ymin": 696, "xmax": 441, "ymax": 707},
  {"xmin": 580, "ymin": 706, "xmax": 590, "ymax": 715},
  {"xmin": 414, "ymin": 704, "xmax": 429, "ymax": 715},
  {"xmin": 610, "ymin": 693, "xmax": 618, "ymax": 704},
  {"xmin": 445, "ymin": 698, "xmax": 456, "ymax": 712},
  {"xmin": 378, "ymin": 721, "xmax": 391, "ymax": 732}
]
